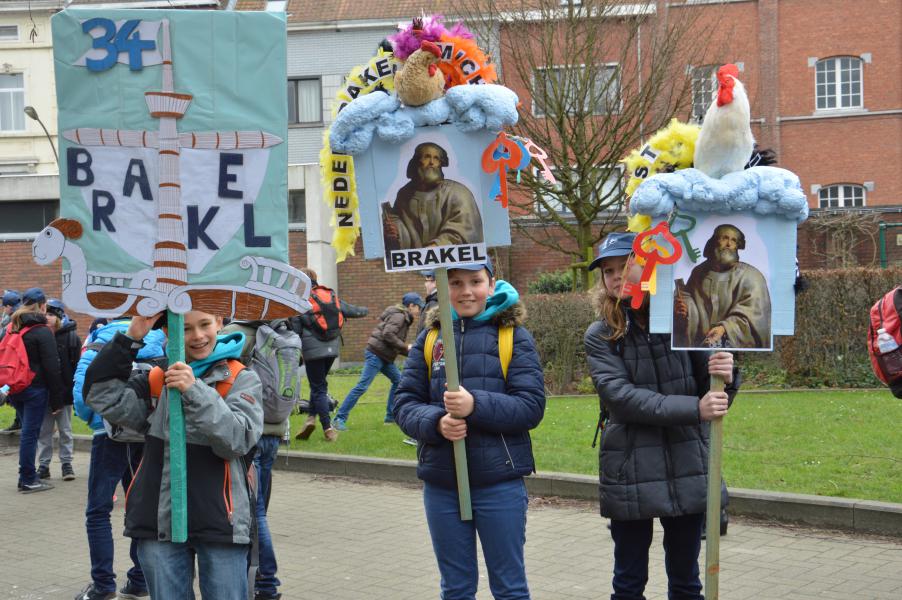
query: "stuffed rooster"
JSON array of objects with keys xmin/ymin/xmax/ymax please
[
  {"xmin": 394, "ymin": 39, "xmax": 445, "ymax": 107},
  {"xmin": 693, "ymin": 64, "xmax": 754, "ymax": 179}
]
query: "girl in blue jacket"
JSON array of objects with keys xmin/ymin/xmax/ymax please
[{"xmin": 394, "ymin": 259, "xmax": 546, "ymax": 600}]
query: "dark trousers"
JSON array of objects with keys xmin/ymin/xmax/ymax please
[
  {"xmin": 305, "ymin": 356, "xmax": 336, "ymax": 429},
  {"xmin": 253, "ymin": 434, "xmax": 281, "ymax": 597},
  {"xmin": 609, "ymin": 513, "xmax": 704, "ymax": 600},
  {"xmin": 12, "ymin": 385, "xmax": 48, "ymax": 486},
  {"xmin": 86, "ymin": 434, "xmax": 146, "ymax": 594}
]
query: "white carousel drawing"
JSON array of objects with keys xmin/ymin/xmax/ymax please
[{"xmin": 40, "ymin": 18, "xmax": 310, "ymax": 319}]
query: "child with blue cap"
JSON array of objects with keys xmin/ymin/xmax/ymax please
[
  {"xmin": 584, "ymin": 231, "xmax": 740, "ymax": 599},
  {"xmin": 393, "ymin": 258, "xmax": 546, "ymax": 599}
]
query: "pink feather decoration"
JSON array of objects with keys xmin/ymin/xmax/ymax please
[{"xmin": 388, "ymin": 15, "xmax": 474, "ymax": 60}]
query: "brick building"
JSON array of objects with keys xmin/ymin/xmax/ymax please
[{"xmin": 0, "ymin": 0, "xmax": 899, "ymax": 360}]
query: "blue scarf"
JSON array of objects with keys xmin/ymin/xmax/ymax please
[
  {"xmin": 188, "ymin": 332, "xmax": 244, "ymax": 378},
  {"xmin": 451, "ymin": 279, "xmax": 520, "ymax": 322}
]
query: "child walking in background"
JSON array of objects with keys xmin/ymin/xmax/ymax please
[
  {"xmin": 584, "ymin": 232, "xmax": 739, "ymax": 600},
  {"xmin": 393, "ymin": 259, "xmax": 545, "ymax": 600},
  {"xmin": 36, "ymin": 298, "xmax": 80, "ymax": 481},
  {"xmin": 84, "ymin": 311, "xmax": 263, "ymax": 600},
  {"xmin": 333, "ymin": 292, "xmax": 424, "ymax": 431}
]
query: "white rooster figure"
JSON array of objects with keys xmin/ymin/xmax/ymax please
[{"xmin": 693, "ymin": 64, "xmax": 755, "ymax": 179}]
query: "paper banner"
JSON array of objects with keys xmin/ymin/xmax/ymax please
[{"xmin": 47, "ymin": 8, "xmax": 310, "ymax": 319}]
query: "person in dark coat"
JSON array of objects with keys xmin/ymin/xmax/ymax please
[
  {"xmin": 416, "ymin": 270, "xmax": 439, "ymax": 335},
  {"xmin": 36, "ymin": 298, "xmax": 81, "ymax": 481},
  {"xmin": 333, "ymin": 292, "xmax": 424, "ymax": 431},
  {"xmin": 393, "ymin": 259, "xmax": 545, "ymax": 600},
  {"xmin": 7, "ymin": 287, "xmax": 64, "ymax": 493},
  {"xmin": 291, "ymin": 268, "xmax": 368, "ymax": 442},
  {"xmin": 584, "ymin": 232, "xmax": 740, "ymax": 600}
]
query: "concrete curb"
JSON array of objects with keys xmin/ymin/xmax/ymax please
[{"xmin": 4, "ymin": 431, "xmax": 899, "ymax": 537}]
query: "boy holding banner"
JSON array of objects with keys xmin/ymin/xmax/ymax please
[
  {"xmin": 393, "ymin": 260, "xmax": 545, "ymax": 600},
  {"xmin": 84, "ymin": 311, "xmax": 262, "ymax": 600}
]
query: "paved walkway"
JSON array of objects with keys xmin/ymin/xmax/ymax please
[{"xmin": 1, "ymin": 446, "xmax": 900, "ymax": 599}]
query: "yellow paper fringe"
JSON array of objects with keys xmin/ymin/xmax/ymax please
[
  {"xmin": 321, "ymin": 48, "xmax": 399, "ymax": 260},
  {"xmin": 332, "ymin": 48, "xmax": 399, "ymax": 119},
  {"xmin": 320, "ymin": 130, "xmax": 359, "ymax": 262},
  {"xmin": 622, "ymin": 119, "xmax": 700, "ymax": 198}
]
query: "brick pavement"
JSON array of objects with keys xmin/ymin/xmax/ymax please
[{"xmin": 0, "ymin": 447, "xmax": 900, "ymax": 600}]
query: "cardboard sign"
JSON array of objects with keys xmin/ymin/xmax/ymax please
[
  {"xmin": 355, "ymin": 126, "xmax": 510, "ymax": 273},
  {"xmin": 43, "ymin": 9, "xmax": 309, "ymax": 319},
  {"xmin": 648, "ymin": 213, "xmax": 801, "ymax": 351}
]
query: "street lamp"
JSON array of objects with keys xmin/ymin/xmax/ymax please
[{"xmin": 23, "ymin": 105, "xmax": 58, "ymax": 165}]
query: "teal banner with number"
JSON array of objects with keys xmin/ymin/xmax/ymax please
[{"xmin": 46, "ymin": 9, "xmax": 310, "ymax": 320}]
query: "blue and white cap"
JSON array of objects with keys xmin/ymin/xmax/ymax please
[{"xmin": 588, "ymin": 232, "xmax": 637, "ymax": 271}]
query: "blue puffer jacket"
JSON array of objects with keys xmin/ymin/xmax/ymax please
[
  {"xmin": 394, "ymin": 299, "xmax": 546, "ymax": 489},
  {"xmin": 73, "ymin": 320, "xmax": 167, "ymax": 434}
]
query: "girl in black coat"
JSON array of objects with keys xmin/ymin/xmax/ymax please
[
  {"xmin": 584, "ymin": 233, "xmax": 738, "ymax": 600},
  {"xmin": 6, "ymin": 288, "xmax": 63, "ymax": 493}
]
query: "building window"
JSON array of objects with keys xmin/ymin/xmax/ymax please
[
  {"xmin": 0, "ymin": 73, "xmax": 25, "ymax": 132},
  {"xmin": 288, "ymin": 189, "xmax": 306, "ymax": 225},
  {"xmin": 288, "ymin": 78, "xmax": 322, "ymax": 125},
  {"xmin": 815, "ymin": 56, "xmax": 862, "ymax": 110},
  {"xmin": 533, "ymin": 64, "xmax": 620, "ymax": 117},
  {"xmin": 690, "ymin": 65, "xmax": 717, "ymax": 122},
  {"xmin": 0, "ymin": 200, "xmax": 58, "ymax": 234},
  {"xmin": 535, "ymin": 165, "xmax": 622, "ymax": 215},
  {"xmin": 818, "ymin": 184, "xmax": 865, "ymax": 208},
  {"xmin": 265, "ymin": 1, "xmax": 287, "ymax": 11},
  {"xmin": 0, "ymin": 25, "xmax": 18, "ymax": 41}
]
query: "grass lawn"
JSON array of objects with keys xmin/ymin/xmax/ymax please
[{"xmin": 3, "ymin": 377, "xmax": 899, "ymax": 504}]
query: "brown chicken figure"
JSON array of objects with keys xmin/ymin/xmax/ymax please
[{"xmin": 394, "ymin": 40, "xmax": 445, "ymax": 107}]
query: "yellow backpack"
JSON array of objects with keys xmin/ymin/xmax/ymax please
[{"xmin": 424, "ymin": 326, "xmax": 514, "ymax": 380}]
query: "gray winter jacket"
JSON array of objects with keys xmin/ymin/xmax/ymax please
[
  {"xmin": 288, "ymin": 295, "xmax": 368, "ymax": 362},
  {"xmin": 85, "ymin": 332, "xmax": 263, "ymax": 545},
  {"xmin": 584, "ymin": 311, "xmax": 739, "ymax": 520}
]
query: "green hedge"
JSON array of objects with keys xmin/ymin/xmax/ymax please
[{"xmin": 523, "ymin": 268, "xmax": 902, "ymax": 392}]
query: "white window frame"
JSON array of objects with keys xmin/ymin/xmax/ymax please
[
  {"xmin": 815, "ymin": 56, "xmax": 863, "ymax": 111},
  {"xmin": 535, "ymin": 164, "xmax": 623, "ymax": 215},
  {"xmin": 265, "ymin": 1, "xmax": 287, "ymax": 11},
  {"xmin": 817, "ymin": 184, "xmax": 866, "ymax": 209},
  {"xmin": 287, "ymin": 77, "xmax": 322, "ymax": 126},
  {"xmin": 532, "ymin": 63, "xmax": 621, "ymax": 117},
  {"xmin": 690, "ymin": 64, "xmax": 718, "ymax": 122},
  {"xmin": 288, "ymin": 189, "xmax": 306, "ymax": 228},
  {"xmin": 0, "ymin": 25, "xmax": 18, "ymax": 41},
  {"xmin": 0, "ymin": 72, "xmax": 25, "ymax": 132}
]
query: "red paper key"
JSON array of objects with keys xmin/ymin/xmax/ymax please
[{"xmin": 622, "ymin": 221, "xmax": 683, "ymax": 309}]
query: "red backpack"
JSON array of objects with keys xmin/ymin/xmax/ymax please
[
  {"xmin": 0, "ymin": 324, "xmax": 42, "ymax": 394},
  {"xmin": 867, "ymin": 287, "xmax": 902, "ymax": 393},
  {"xmin": 304, "ymin": 285, "xmax": 344, "ymax": 341}
]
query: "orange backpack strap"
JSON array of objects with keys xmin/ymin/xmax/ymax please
[
  {"xmin": 215, "ymin": 360, "xmax": 246, "ymax": 397},
  {"xmin": 147, "ymin": 360, "xmax": 245, "ymax": 399},
  {"xmin": 148, "ymin": 366, "xmax": 165, "ymax": 399}
]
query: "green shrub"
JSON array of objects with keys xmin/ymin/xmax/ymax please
[
  {"xmin": 780, "ymin": 267, "xmax": 902, "ymax": 388},
  {"xmin": 523, "ymin": 292, "xmax": 596, "ymax": 393},
  {"xmin": 527, "ymin": 270, "xmax": 574, "ymax": 295}
]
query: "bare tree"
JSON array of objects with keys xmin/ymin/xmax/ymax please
[
  {"xmin": 457, "ymin": 0, "xmax": 720, "ymax": 288},
  {"xmin": 807, "ymin": 211, "xmax": 881, "ymax": 268}
]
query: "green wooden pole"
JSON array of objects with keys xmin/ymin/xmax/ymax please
[
  {"xmin": 434, "ymin": 268, "xmax": 473, "ymax": 521},
  {"xmin": 166, "ymin": 310, "xmax": 188, "ymax": 543},
  {"xmin": 704, "ymin": 374, "xmax": 725, "ymax": 599}
]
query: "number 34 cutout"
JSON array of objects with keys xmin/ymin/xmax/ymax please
[{"xmin": 82, "ymin": 18, "xmax": 156, "ymax": 72}]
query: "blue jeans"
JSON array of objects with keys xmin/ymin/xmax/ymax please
[
  {"xmin": 137, "ymin": 539, "xmax": 249, "ymax": 600},
  {"xmin": 86, "ymin": 434, "xmax": 145, "ymax": 594},
  {"xmin": 336, "ymin": 350, "xmax": 401, "ymax": 423},
  {"xmin": 305, "ymin": 356, "xmax": 335, "ymax": 429},
  {"xmin": 609, "ymin": 513, "xmax": 704, "ymax": 600},
  {"xmin": 12, "ymin": 385, "xmax": 48, "ymax": 486},
  {"xmin": 254, "ymin": 434, "xmax": 281, "ymax": 597},
  {"xmin": 423, "ymin": 478, "xmax": 530, "ymax": 600}
]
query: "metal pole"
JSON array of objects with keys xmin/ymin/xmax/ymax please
[
  {"xmin": 166, "ymin": 310, "xmax": 188, "ymax": 542},
  {"xmin": 879, "ymin": 222, "xmax": 887, "ymax": 269},
  {"xmin": 434, "ymin": 268, "xmax": 473, "ymax": 520},
  {"xmin": 704, "ymin": 374, "xmax": 725, "ymax": 599}
]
